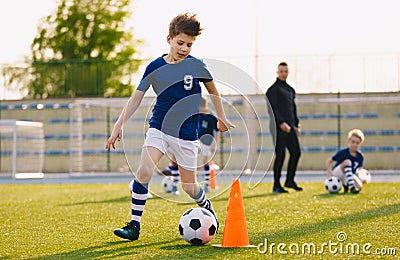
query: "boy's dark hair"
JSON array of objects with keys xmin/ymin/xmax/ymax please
[{"xmin": 169, "ymin": 13, "xmax": 203, "ymax": 38}]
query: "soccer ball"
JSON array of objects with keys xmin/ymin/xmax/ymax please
[
  {"xmin": 352, "ymin": 174, "xmax": 363, "ymax": 191},
  {"xmin": 357, "ymin": 168, "xmax": 371, "ymax": 183},
  {"xmin": 161, "ymin": 176, "xmax": 173, "ymax": 193},
  {"xmin": 324, "ymin": 176, "xmax": 342, "ymax": 193},
  {"xmin": 178, "ymin": 208, "xmax": 217, "ymax": 246}
]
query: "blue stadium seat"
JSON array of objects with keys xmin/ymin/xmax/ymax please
[
  {"xmin": 379, "ymin": 146, "xmax": 395, "ymax": 152},
  {"xmin": 363, "ymin": 130, "xmax": 377, "ymax": 136},
  {"xmin": 0, "ymin": 151, "xmax": 12, "ymax": 156},
  {"xmin": 324, "ymin": 146, "xmax": 338, "ymax": 152},
  {"xmin": 345, "ymin": 113, "xmax": 361, "ymax": 119},
  {"xmin": 380, "ymin": 130, "xmax": 395, "ymax": 135},
  {"xmin": 312, "ymin": 114, "xmax": 327, "ymax": 119},
  {"xmin": 326, "ymin": 131, "xmax": 340, "ymax": 136},
  {"xmin": 259, "ymin": 115, "xmax": 270, "ymax": 120},
  {"xmin": 298, "ymin": 114, "xmax": 310, "ymax": 120},
  {"xmin": 256, "ymin": 132, "xmax": 271, "ymax": 136},
  {"xmin": 257, "ymin": 147, "xmax": 275, "ymax": 153},
  {"xmin": 48, "ymin": 118, "xmax": 70, "ymax": 124},
  {"xmin": 45, "ymin": 150, "xmax": 70, "ymax": 155},
  {"xmin": 361, "ymin": 146, "xmax": 377, "ymax": 152},
  {"xmin": 363, "ymin": 113, "xmax": 378, "ymax": 118},
  {"xmin": 304, "ymin": 147, "xmax": 323, "ymax": 152},
  {"xmin": 329, "ymin": 114, "xmax": 342, "ymax": 119},
  {"xmin": 58, "ymin": 104, "xmax": 71, "ymax": 109},
  {"xmin": 310, "ymin": 130, "xmax": 324, "ymax": 136},
  {"xmin": 82, "ymin": 118, "xmax": 96, "ymax": 123}
]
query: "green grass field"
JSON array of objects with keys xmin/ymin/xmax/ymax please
[{"xmin": 1, "ymin": 182, "xmax": 399, "ymax": 259}]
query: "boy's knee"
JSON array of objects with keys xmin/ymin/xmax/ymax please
[
  {"xmin": 182, "ymin": 183, "xmax": 198, "ymax": 196},
  {"xmin": 342, "ymin": 159, "xmax": 352, "ymax": 166},
  {"xmin": 136, "ymin": 165, "xmax": 153, "ymax": 183}
]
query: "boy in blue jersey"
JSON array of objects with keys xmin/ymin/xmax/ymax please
[
  {"xmin": 325, "ymin": 129, "xmax": 365, "ymax": 194},
  {"xmin": 198, "ymin": 96, "xmax": 219, "ymax": 192},
  {"xmin": 106, "ymin": 13, "xmax": 234, "ymax": 241}
]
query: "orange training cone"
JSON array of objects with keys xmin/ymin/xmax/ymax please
[
  {"xmin": 213, "ymin": 179, "xmax": 255, "ymax": 248},
  {"xmin": 209, "ymin": 168, "xmax": 216, "ymax": 190}
]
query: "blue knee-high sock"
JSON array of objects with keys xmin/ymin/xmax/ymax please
[
  {"xmin": 169, "ymin": 164, "xmax": 179, "ymax": 192},
  {"xmin": 344, "ymin": 166, "xmax": 355, "ymax": 189},
  {"xmin": 131, "ymin": 180, "xmax": 149, "ymax": 229},
  {"xmin": 204, "ymin": 164, "xmax": 210, "ymax": 188},
  {"xmin": 190, "ymin": 185, "xmax": 211, "ymax": 209}
]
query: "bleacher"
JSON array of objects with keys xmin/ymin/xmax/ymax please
[{"xmin": 1, "ymin": 93, "xmax": 399, "ymax": 173}]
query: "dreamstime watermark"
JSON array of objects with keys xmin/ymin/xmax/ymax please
[{"xmin": 257, "ymin": 232, "xmax": 397, "ymax": 256}]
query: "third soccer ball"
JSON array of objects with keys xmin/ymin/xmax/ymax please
[{"xmin": 357, "ymin": 168, "xmax": 372, "ymax": 183}]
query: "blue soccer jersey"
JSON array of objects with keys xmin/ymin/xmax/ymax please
[
  {"xmin": 332, "ymin": 147, "xmax": 364, "ymax": 173},
  {"xmin": 198, "ymin": 113, "xmax": 218, "ymax": 145},
  {"xmin": 137, "ymin": 55, "xmax": 213, "ymax": 140}
]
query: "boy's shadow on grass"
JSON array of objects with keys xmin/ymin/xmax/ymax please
[
  {"xmin": 315, "ymin": 192, "xmax": 348, "ymax": 198},
  {"xmin": 28, "ymin": 238, "xmax": 182, "ymax": 259},
  {"xmin": 62, "ymin": 195, "xmax": 162, "ymax": 206}
]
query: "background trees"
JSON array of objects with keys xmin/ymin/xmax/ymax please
[{"xmin": 3, "ymin": 0, "xmax": 143, "ymax": 98}]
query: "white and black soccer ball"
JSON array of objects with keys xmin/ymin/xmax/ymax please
[
  {"xmin": 324, "ymin": 176, "xmax": 342, "ymax": 193},
  {"xmin": 178, "ymin": 208, "xmax": 217, "ymax": 246},
  {"xmin": 357, "ymin": 168, "xmax": 372, "ymax": 184},
  {"xmin": 161, "ymin": 176, "xmax": 173, "ymax": 193}
]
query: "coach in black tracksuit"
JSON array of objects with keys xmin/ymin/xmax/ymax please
[{"xmin": 266, "ymin": 62, "xmax": 302, "ymax": 193}]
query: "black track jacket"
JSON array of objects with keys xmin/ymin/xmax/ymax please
[{"xmin": 266, "ymin": 78, "xmax": 300, "ymax": 128}]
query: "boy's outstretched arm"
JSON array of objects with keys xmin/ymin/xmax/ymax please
[
  {"xmin": 203, "ymin": 81, "xmax": 235, "ymax": 132},
  {"xmin": 106, "ymin": 90, "xmax": 145, "ymax": 150}
]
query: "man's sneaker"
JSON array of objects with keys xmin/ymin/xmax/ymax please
[
  {"xmin": 114, "ymin": 221, "xmax": 140, "ymax": 241},
  {"xmin": 205, "ymin": 199, "xmax": 219, "ymax": 232},
  {"xmin": 273, "ymin": 186, "xmax": 288, "ymax": 193},
  {"xmin": 284, "ymin": 182, "xmax": 303, "ymax": 191}
]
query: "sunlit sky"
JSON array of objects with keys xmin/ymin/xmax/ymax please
[{"xmin": 1, "ymin": 0, "xmax": 400, "ymax": 98}]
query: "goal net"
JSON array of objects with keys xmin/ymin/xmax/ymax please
[
  {"xmin": 68, "ymin": 98, "xmax": 153, "ymax": 175},
  {"xmin": 0, "ymin": 120, "xmax": 45, "ymax": 179}
]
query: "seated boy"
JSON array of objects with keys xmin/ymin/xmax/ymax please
[{"xmin": 325, "ymin": 129, "xmax": 365, "ymax": 194}]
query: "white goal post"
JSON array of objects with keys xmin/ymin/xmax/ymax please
[{"xmin": 0, "ymin": 120, "xmax": 45, "ymax": 179}]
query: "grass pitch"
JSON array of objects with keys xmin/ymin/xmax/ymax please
[{"xmin": 0, "ymin": 182, "xmax": 399, "ymax": 259}]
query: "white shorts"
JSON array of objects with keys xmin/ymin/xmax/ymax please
[
  {"xmin": 199, "ymin": 142, "xmax": 213, "ymax": 157},
  {"xmin": 332, "ymin": 166, "xmax": 346, "ymax": 184},
  {"xmin": 144, "ymin": 128, "xmax": 199, "ymax": 171}
]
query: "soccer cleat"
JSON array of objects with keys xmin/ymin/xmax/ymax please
[
  {"xmin": 343, "ymin": 185, "xmax": 349, "ymax": 193},
  {"xmin": 114, "ymin": 221, "xmax": 140, "ymax": 241},
  {"xmin": 205, "ymin": 199, "xmax": 219, "ymax": 232},
  {"xmin": 350, "ymin": 187, "xmax": 359, "ymax": 194}
]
